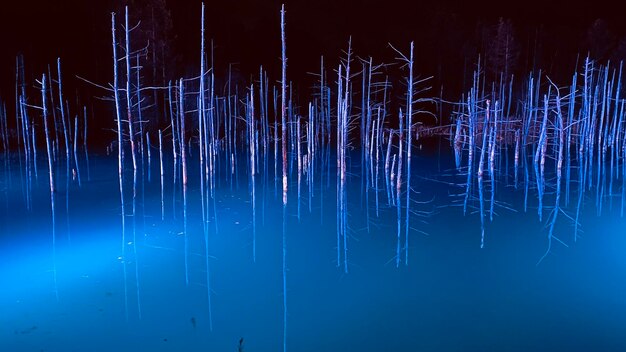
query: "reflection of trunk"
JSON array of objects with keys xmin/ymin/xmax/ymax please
[
  {"xmin": 337, "ymin": 38, "xmax": 351, "ymax": 275},
  {"xmin": 375, "ymin": 110, "xmax": 381, "ymax": 217},
  {"xmin": 464, "ymin": 69, "xmax": 479, "ymax": 216},
  {"xmin": 336, "ymin": 64, "xmax": 342, "ymax": 269},
  {"xmin": 538, "ymin": 89, "xmax": 565, "ymax": 265},
  {"xmin": 199, "ymin": 3, "xmax": 207, "ymax": 234},
  {"xmin": 297, "ymin": 113, "xmax": 301, "ymax": 220},
  {"xmin": 454, "ymin": 118, "xmax": 462, "ymax": 169},
  {"xmin": 489, "ymin": 102, "xmax": 497, "ymax": 221},
  {"xmin": 514, "ymin": 129, "xmax": 520, "ymax": 188},
  {"xmin": 397, "ymin": 110, "xmax": 403, "ymax": 267},
  {"xmin": 159, "ymin": 130, "xmax": 164, "ymax": 220},
  {"xmin": 183, "ymin": 181, "xmax": 189, "ymax": 285},
  {"xmin": 111, "ymin": 12, "xmax": 127, "ymax": 319},
  {"xmin": 132, "ymin": 169, "xmax": 142, "ymax": 319},
  {"xmin": 274, "ymin": 95, "xmax": 278, "ymax": 195},
  {"xmin": 477, "ymin": 101, "xmax": 489, "ymax": 248},
  {"xmin": 535, "ymin": 94, "xmax": 549, "ymax": 222},
  {"xmin": 404, "ymin": 42, "xmax": 414, "ymax": 266},
  {"xmin": 198, "ymin": 10, "xmax": 211, "ymax": 320},
  {"xmin": 248, "ymin": 85, "xmax": 257, "ymax": 262},
  {"xmin": 622, "ymin": 131, "xmax": 626, "ymax": 217},
  {"xmin": 41, "ymin": 74, "xmax": 59, "ymax": 302}
]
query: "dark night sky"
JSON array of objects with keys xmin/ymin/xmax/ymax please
[{"xmin": 0, "ymin": 0, "xmax": 622, "ymax": 134}]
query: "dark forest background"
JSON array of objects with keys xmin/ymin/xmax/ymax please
[{"xmin": 0, "ymin": 0, "xmax": 623, "ymax": 142}]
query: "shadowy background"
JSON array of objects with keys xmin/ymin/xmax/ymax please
[{"xmin": 0, "ymin": 0, "xmax": 623, "ymax": 144}]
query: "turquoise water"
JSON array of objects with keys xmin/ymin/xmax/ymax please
[{"xmin": 2, "ymin": 142, "xmax": 626, "ymax": 351}]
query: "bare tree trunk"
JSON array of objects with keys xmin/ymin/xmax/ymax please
[
  {"xmin": 281, "ymin": 4, "xmax": 288, "ymax": 205},
  {"xmin": 125, "ymin": 6, "xmax": 138, "ymax": 171}
]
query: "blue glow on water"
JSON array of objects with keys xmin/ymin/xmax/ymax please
[{"xmin": 2, "ymin": 149, "xmax": 626, "ymax": 352}]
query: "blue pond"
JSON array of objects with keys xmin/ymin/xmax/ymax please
[{"xmin": 1, "ymin": 142, "xmax": 626, "ymax": 352}]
